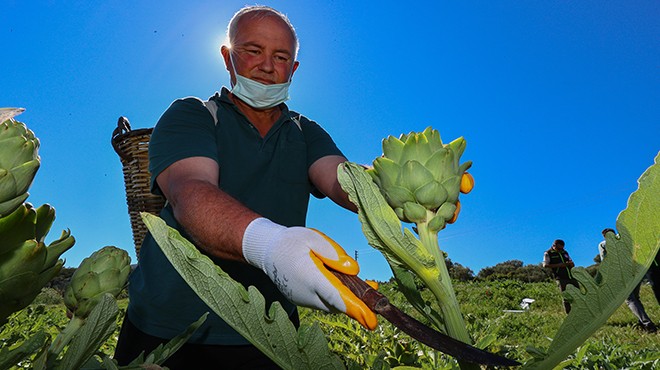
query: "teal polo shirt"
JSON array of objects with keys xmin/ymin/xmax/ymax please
[{"xmin": 127, "ymin": 87, "xmax": 344, "ymax": 344}]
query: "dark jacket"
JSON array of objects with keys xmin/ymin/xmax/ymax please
[{"xmin": 545, "ymin": 248, "xmax": 573, "ymax": 280}]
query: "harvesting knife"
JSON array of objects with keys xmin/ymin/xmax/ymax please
[{"xmin": 331, "ymin": 271, "xmax": 520, "ymax": 367}]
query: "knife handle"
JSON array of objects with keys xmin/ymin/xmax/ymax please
[{"xmin": 330, "ymin": 270, "xmax": 389, "ymax": 312}]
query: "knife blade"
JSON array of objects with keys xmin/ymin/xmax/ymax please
[{"xmin": 331, "ymin": 271, "xmax": 520, "ymax": 367}]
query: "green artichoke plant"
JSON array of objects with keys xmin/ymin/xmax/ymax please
[
  {"xmin": 339, "ymin": 127, "xmax": 478, "ymax": 368},
  {"xmin": 48, "ymin": 246, "xmax": 131, "ymax": 358},
  {"xmin": 63, "ymin": 246, "xmax": 131, "ymax": 319},
  {"xmin": 0, "ymin": 203, "xmax": 75, "ymax": 325},
  {"xmin": 0, "ymin": 108, "xmax": 40, "ymax": 218},
  {"xmin": 366, "ymin": 127, "xmax": 473, "ymax": 231}
]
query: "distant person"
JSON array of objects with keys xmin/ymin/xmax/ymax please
[
  {"xmin": 543, "ymin": 239, "xmax": 579, "ymax": 313},
  {"xmin": 599, "ymin": 228, "xmax": 657, "ymax": 332},
  {"xmin": 648, "ymin": 250, "xmax": 660, "ymax": 305}
]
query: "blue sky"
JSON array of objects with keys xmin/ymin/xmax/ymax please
[{"xmin": 2, "ymin": 1, "xmax": 658, "ymax": 282}]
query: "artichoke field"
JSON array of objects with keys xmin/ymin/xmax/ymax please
[
  {"xmin": 0, "ymin": 108, "xmax": 75, "ymax": 326},
  {"xmin": 0, "ymin": 108, "xmax": 198, "ymax": 369}
]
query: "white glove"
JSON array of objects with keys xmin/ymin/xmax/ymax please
[{"xmin": 242, "ymin": 217, "xmax": 377, "ymax": 330}]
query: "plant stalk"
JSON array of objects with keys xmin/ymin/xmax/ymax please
[
  {"xmin": 48, "ymin": 315, "xmax": 85, "ymax": 359},
  {"xmin": 417, "ymin": 219, "xmax": 479, "ymax": 370}
]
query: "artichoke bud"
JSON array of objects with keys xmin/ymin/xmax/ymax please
[
  {"xmin": 403, "ymin": 202, "xmax": 428, "ymax": 223},
  {"xmin": 64, "ymin": 246, "xmax": 131, "ymax": 319},
  {"xmin": 369, "ymin": 127, "xmax": 471, "ymax": 225},
  {"xmin": 0, "ymin": 109, "xmax": 40, "ymax": 217},
  {"xmin": 428, "ymin": 214, "xmax": 447, "ymax": 233},
  {"xmin": 436, "ymin": 202, "xmax": 457, "ymax": 221},
  {"xmin": 0, "ymin": 203, "xmax": 73, "ymax": 325},
  {"xmin": 414, "ymin": 181, "xmax": 447, "ymax": 210}
]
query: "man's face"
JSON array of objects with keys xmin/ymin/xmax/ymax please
[
  {"xmin": 223, "ymin": 15, "xmax": 299, "ymax": 86},
  {"xmin": 553, "ymin": 243, "xmax": 565, "ymax": 250}
]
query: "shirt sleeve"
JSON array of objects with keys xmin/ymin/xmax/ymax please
[
  {"xmin": 149, "ymin": 97, "xmax": 217, "ymax": 195},
  {"xmin": 598, "ymin": 241, "xmax": 606, "ymax": 261},
  {"xmin": 565, "ymin": 252, "xmax": 573, "ymax": 263},
  {"xmin": 296, "ymin": 113, "xmax": 344, "ymax": 166},
  {"xmin": 543, "ymin": 252, "xmax": 550, "ymax": 266}
]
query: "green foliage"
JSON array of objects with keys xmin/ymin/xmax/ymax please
[
  {"xmin": 3, "ymin": 281, "xmax": 659, "ymax": 369},
  {"xmin": 32, "ymin": 288, "xmax": 64, "ymax": 306},
  {"xmin": 476, "ymin": 260, "xmax": 550, "ymax": 283},
  {"xmin": 445, "ymin": 259, "xmax": 474, "ymax": 282},
  {"xmin": 302, "ymin": 279, "xmax": 660, "ymax": 369},
  {"xmin": 0, "ymin": 108, "xmax": 40, "ymax": 217},
  {"xmin": 522, "ymin": 152, "xmax": 660, "ymax": 369}
]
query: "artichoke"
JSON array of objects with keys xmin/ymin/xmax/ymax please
[
  {"xmin": 64, "ymin": 246, "xmax": 131, "ymax": 319},
  {"xmin": 0, "ymin": 203, "xmax": 75, "ymax": 325},
  {"xmin": 366, "ymin": 127, "xmax": 472, "ymax": 231},
  {"xmin": 0, "ymin": 108, "xmax": 40, "ymax": 218}
]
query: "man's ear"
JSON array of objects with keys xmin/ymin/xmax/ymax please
[
  {"xmin": 291, "ymin": 60, "xmax": 300, "ymax": 77},
  {"xmin": 220, "ymin": 45, "xmax": 231, "ymax": 72}
]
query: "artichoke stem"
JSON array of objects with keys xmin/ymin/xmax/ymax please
[
  {"xmin": 417, "ymin": 217, "xmax": 477, "ymax": 370},
  {"xmin": 48, "ymin": 315, "xmax": 86, "ymax": 359}
]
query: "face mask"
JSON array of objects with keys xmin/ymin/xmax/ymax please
[{"xmin": 229, "ymin": 52, "xmax": 292, "ymax": 109}]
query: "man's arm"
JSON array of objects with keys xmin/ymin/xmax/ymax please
[
  {"xmin": 156, "ymin": 156, "xmax": 259, "ymax": 262},
  {"xmin": 159, "ymin": 156, "xmax": 377, "ymax": 329},
  {"xmin": 309, "ymin": 155, "xmax": 357, "ymax": 212}
]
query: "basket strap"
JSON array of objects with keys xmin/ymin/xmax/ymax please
[{"xmin": 204, "ymin": 100, "xmax": 219, "ymax": 126}]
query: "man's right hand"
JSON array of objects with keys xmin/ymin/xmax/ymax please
[{"xmin": 242, "ymin": 218, "xmax": 378, "ymax": 330}]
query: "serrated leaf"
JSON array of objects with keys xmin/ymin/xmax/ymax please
[
  {"xmin": 55, "ymin": 294, "xmax": 119, "ymax": 370},
  {"xmin": 142, "ymin": 213, "xmax": 344, "ymax": 370},
  {"xmin": 522, "ymin": 152, "xmax": 660, "ymax": 369},
  {"xmin": 143, "ymin": 312, "xmax": 207, "ymax": 366}
]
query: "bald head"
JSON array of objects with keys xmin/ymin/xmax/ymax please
[{"xmin": 227, "ymin": 6, "xmax": 299, "ymax": 58}]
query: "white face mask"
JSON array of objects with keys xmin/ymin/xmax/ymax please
[{"xmin": 229, "ymin": 52, "xmax": 292, "ymax": 109}]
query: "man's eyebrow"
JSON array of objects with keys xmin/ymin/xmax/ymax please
[
  {"xmin": 238, "ymin": 41, "xmax": 292, "ymax": 56},
  {"xmin": 236, "ymin": 41, "xmax": 262, "ymax": 49}
]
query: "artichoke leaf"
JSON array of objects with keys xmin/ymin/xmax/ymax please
[
  {"xmin": 0, "ymin": 108, "xmax": 25, "ymax": 123},
  {"xmin": 142, "ymin": 213, "xmax": 344, "ymax": 370}
]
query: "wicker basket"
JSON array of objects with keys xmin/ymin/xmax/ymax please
[{"xmin": 111, "ymin": 117, "xmax": 165, "ymax": 258}]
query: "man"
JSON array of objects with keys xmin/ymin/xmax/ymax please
[
  {"xmin": 543, "ymin": 239, "xmax": 579, "ymax": 313},
  {"xmin": 648, "ymin": 250, "xmax": 660, "ymax": 305},
  {"xmin": 114, "ymin": 6, "xmax": 377, "ymax": 369},
  {"xmin": 599, "ymin": 228, "xmax": 657, "ymax": 332}
]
